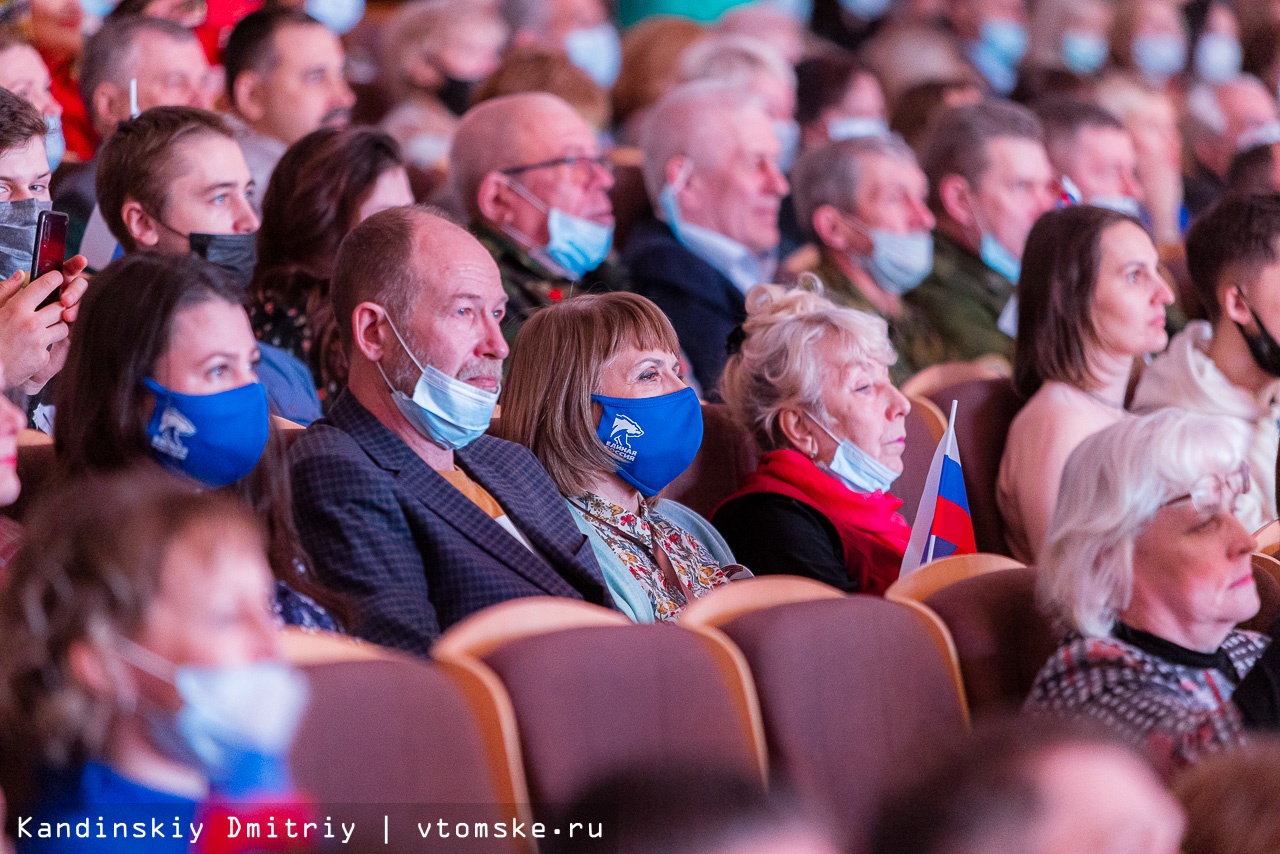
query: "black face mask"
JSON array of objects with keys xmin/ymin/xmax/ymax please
[
  {"xmin": 437, "ymin": 75, "xmax": 475, "ymax": 117},
  {"xmin": 1236, "ymin": 293, "xmax": 1280, "ymax": 378},
  {"xmin": 190, "ymin": 232, "xmax": 258, "ymax": 291},
  {"xmin": 0, "ymin": 199, "xmax": 51, "ymax": 280}
]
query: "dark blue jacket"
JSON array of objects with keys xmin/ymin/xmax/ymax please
[
  {"xmin": 622, "ymin": 217, "xmax": 746, "ymax": 397},
  {"xmin": 289, "ymin": 391, "xmax": 610, "ymax": 655}
]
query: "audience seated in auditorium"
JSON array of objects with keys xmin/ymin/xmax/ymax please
[
  {"xmin": 794, "ymin": 49, "xmax": 888, "ymax": 155},
  {"xmin": 94, "ymin": 106, "xmax": 320, "ymax": 424},
  {"xmin": 790, "ymin": 134, "xmax": 945, "ymax": 384},
  {"xmin": 909, "ymin": 99, "xmax": 1055, "ymax": 366},
  {"xmin": 715, "ymin": 281, "xmax": 909, "ymax": 595},
  {"xmin": 1132, "ymin": 195, "xmax": 1280, "ymax": 533},
  {"xmin": 628, "ymin": 82, "xmax": 788, "ymax": 396},
  {"xmin": 378, "ymin": 0, "xmax": 507, "ymax": 173},
  {"xmin": 24, "ymin": 0, "xmax": 92, "ymax": 163},
  {"xmin": 999, "ymin": 205, "xmax": 1173, "ymax": 563},
  {"xmin": 610, "ymin": 15, "xmax": 707, "ymax": 146},
  {"xmin": 222, "ymin": 8, "xmax": 355, "ymax": 211},
  {"xmin": 289, "ymin": 207, "xmax": 610, "ymax": 655},
  {"xmin": 1183, "ymin": 75, "xmax": 1279, "ymax": 217},
  {"xmin": 1227, "ymin": 141, "xmax": 1280, "ymax": 196},
  {"xmin": 451, "ymin": 92, "xmax": 628, "ymax": 346},
  {"xmin": 0, "ymin": 469, "xmax": 310, "ymax": 834},
  {"xmin": 250, "ymin": 126, "xmax": 413, "ymax": 401},
  {"xmin": 870, "ymin": 717, "xmax": 1185, "ymax": 854},
  {"xmin": 471, "ymin": 45, "xmax": 611, "ymax": 134},
  {"xmin": 498, "ymin": 292, "xmax": 741, "ymax": 622},
  {"xmin": 1188, "ymin": 3, "xmax": 1244, "ymax": 89},
  {"xmin": 1035, "ymin": 97, "xmax": 1143, "ymax": 216},
  {"xmin": 0, "ymin": 90, "xmax": 87, "ymax": 398},
  {"xmin": 498, "ymin": 0, "xmax": 621, "ymax": 91},
  {"xmin": 51, "ymin": 16, "xmax": 212, "ymax": 248},
  {"xmin": 1026, "ymin": 409, "xmax": 1280, "ymax": 775},
  {"xmin": 53, "ymin": 252, "xmax": 341, "ymax": 630},
  {"xmin": 715, "ymin": 4, "xmax": 804, "ymax": 67}
]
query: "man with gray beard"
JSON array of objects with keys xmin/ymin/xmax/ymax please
[{"xmin": 289, "ymin": 206, "xmax": 610, "ymax": 655}]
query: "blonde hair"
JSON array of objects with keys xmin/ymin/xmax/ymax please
[
  {"xmin": 1038, "ymin": 409, "xmax": 1249, "ymax": 638},
  {"xmin": 496, "ymin": 293, "xmax": 681, "ymax": 496},
  {"xmin": 720, "ymin": 277, "xmax": 896, "ymax": 453}
]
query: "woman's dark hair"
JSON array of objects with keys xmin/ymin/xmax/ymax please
[
  {"xmin": 251, "ymin": 125, "xmax": 405, "ymax": 390},
  {"xmin": 1013, "ymin": 205, "xmax": 1146, "ymax": 399},
  {"xmin": 54, "ymin": 251, "xmax": 350, "ymax": 625}
]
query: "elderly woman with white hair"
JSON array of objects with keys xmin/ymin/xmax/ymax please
[
  {"xmin": 1026, "ymin": 408, "xmax": 1280, "ymax": 776},
  {"xmin": 713, "ymin": 281, "xmax": 911, "ymax": 595}
]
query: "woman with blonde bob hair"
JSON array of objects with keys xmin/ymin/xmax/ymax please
[
  {"xmin": 1026, "ymin": 409, "xmax": 1280, "ymax": 775},
  {"xmin": 714, "ymin": 279, "xmax": 911, "ymax": 595},
  {"xmin": 497, "ymin": 292, "xmax": 739, "ymax": 623}
]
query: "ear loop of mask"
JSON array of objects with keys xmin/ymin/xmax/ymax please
[{"xmin": 374, "ymin": 310, "xmax": 428, "ymax": 393}]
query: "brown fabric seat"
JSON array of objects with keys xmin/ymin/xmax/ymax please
[
  {"xmin": 714, "ymin": 596, "xmax": 967, "ymax": 849},
  {"xmin": 663, "ymin": 402, "xmax": 760, "ymax": 518},
  {"xmin": 923, "ymin": 566, "xmax": 1059, "ymax": 717},
  {"xmin": 926, "ymin": 378, "xmax": 1022, "ymax": 555},
  {"xmin": 291, "ymin": 658, "xmax": 522, "ymax": 852},
  {"xmin": 480, "ymin": 624, "xmax": 763, "ymax": 812},
  {"xmin": 890, "ymin": 402, "xmax": 944, "ymax": 525}
]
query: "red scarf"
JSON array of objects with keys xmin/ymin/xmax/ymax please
[{"xmin": 720, "ymin": 449, "xmax": 909, "ymax": 595}]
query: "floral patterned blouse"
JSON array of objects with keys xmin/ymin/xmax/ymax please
[{"xmin": 569, "ymin": 493, "xmax": 733, "ymax": 621}]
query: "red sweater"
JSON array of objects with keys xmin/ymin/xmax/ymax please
[{"xmin": 720, "ymin": 449, "xmax": 909, "ymax": 595}]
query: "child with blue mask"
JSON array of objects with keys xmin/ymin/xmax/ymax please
[{"xmin": 0, "ymin": 471, "xmax": 315, "ymax": 848}]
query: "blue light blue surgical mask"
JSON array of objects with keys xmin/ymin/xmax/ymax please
[
  {"xmin": 814, "ymin": 418, "xmax": 898, "ymax": 494},
  {"xmin": 564, "ymin": 24, "xmax": 622, "ymax": 89},
  {"xmin": 143, "ymin": 378, "xmax": 270, "ymax": 488},
  {"xmin": 380, "ymin": 313, "xmax": 498, "ymax": 451},
  {"xmin": 44, "ymin": 114, "xmax": 64, "ymax": 172},
  {"xmin": 980, "ymin": 232, "xmax": 1020, "ymax": 282},
  {"xmin": 305, "ymin": 0, "xmax": 365, "ymax": 34},
  {"xmin": 773, "ymin": 118, "xmax": 801, "ymax": 173},
  {"xmin": 507, "ymin": 179, "xmax": 613, "ymax": 278},
  {"xmin": 863, "ymin": 228, "xmax": 933, "ymax": 295},
  {"xmin": 837, "ymin": 0, "xmax": 891, "ymax": 20},
  {"xmin": 980, "ymin": 18, "xmax": 1028, "ymax": 68},
  {"xmin": 1132, "ymin": 33, "xmax": 1186, "ymax": 82},
  {"xmin": 827, "ymin": 116, "xmax": 889, "ymax": 141},
  {"xmin": 122, "ymin": 640, "xmax": 308, "ymax": 796},
  {"xmin": 1061, "ymin": 31, "xmax": 1108, "ymax": 75},
  {"xmin": 1194, "ymin": 32, "xmax": 1241, "ymax": 84},
  {"xmin": 593, "ymin": 388, "xmax": 703, "ymax": 497}
]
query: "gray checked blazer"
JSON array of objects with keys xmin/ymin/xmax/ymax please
[{"xmin": 289, "ymin": 391, "xmax": 611, "ymax": 655}]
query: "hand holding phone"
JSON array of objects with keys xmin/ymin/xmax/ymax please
[{"xmin": 30, "ymin": 210, "xmax": 69, "ymax": 310}]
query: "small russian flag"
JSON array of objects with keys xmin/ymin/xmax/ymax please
[{"xmin": 900, "ymin": 400, "xmax": 977, "ymax": 575}]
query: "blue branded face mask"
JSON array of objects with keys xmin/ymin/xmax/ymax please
[
  {"xmin": 593, "ymin": 387, "xmax": 703, "ymax": 497},
  {"xmin": 143, "ymin": 378, "xmax": 270, "ymax": 488}
]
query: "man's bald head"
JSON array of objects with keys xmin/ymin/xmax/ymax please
[
  {"xmin": 332, "ymin": 205, "xmax": 495, "ymax": 351},
  {"xmin": 450, "ymin": 91, "xmax": 592, "ymax": 223}
]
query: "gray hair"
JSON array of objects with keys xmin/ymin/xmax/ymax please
[
  {"xmin": 639, "ymin": 80, "xmax": 766, "ymax": 208},
  {"xmin": 678, "ymin": 33, "xmax": 797, "ymax": 91},
  {"xmin": 791, "ymin": 133, "xmax": 918, "ymax": 243},
  {"xmin": 1039, "ymin": 409, "xmax": 1250, "ymax": 638},
  {"xmin": 720, "ymin": 277, "xmax": 897, "ymax": 452},
  {"xmin": 79, "ymin": 16, "xmax": 198, "ymax": 127}
]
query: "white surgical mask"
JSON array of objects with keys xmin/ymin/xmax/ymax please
[
  {"xmin": 813, "ymin": 417, "xmax": 899, "ymax": 494},
  {"xmin": 379, "ymin": 313, "xmax": 498, "ymax": 451},
  {"xmin": 564, "ymin": 24, "xmax": 622, "ymax": 89},
  {"xmin": 827, "ymin": 116, "xmax": 889, "ymax": 141},
  {"xmin": 1193, "ymin": 32, "xmax": 1242, "ymax": 83},
  {"xmin": 861, "ymin": 227, "xmax": 933, "ymax": 295}
]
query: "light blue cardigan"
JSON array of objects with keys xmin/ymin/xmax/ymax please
[{"xmin": 568, "ymin": 498, "xmax": 737, "ymax": 623}]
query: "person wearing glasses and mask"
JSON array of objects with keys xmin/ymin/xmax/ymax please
[
  {"xmin": 1027, "ymin": 409, "xmax": 1280, "ymax": 777},
  {"xmin": 1133, "ymin": 196, "xmax": 1280, "ymax": 534},
  {"xmin": 289, "ymin": 207, "xmax": 611, "ymax": 656},
  {"xmin": 95, "ymin": 106, "xmax": 321, "ymax": 425},
  {"xmin": 790, "ymin": 135, "xmax": 945, "ymax": 385},
  {"xmin": 450, "ymin": 92, "xmax": 629, "ymax": 347}
]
